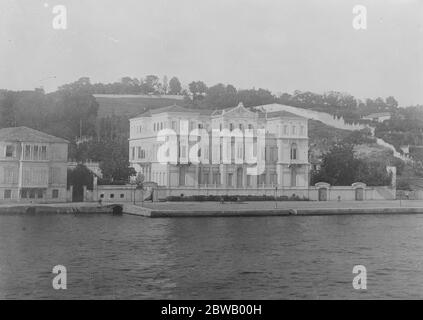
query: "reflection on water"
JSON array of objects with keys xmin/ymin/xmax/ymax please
[{"xmin": 1, "ymin": 213, "xmax": 423, "ymax": 299}]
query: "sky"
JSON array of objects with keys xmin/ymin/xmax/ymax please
[{"xmin": 0, "ymin": 0, "xmax": 422, "ymax": 106}]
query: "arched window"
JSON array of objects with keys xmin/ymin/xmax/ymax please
[{"xmin": 290, "ymin": 143, "xmax": 298, "ymax": 160}]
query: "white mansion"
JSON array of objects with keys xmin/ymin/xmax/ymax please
[{"xmin": 129, "ymin": 103, "xmax": 310, "ymax": 190}]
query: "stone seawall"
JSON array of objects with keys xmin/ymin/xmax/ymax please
[
  {"xmin": 123, "ymin": 205, "xmax": 423, "ymax": 218},
  {"xmin": 0, "ymin": 204, "xmax": 114, "ymax": 214}
]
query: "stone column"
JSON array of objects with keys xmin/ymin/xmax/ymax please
[
  {"xmin": 220, "ymin": 164, "xmax": 226, "ymax": 186},
  {"xmin": 277, "ymin": 163, "xmax": 283, "ymax": 186},
  {"xmin": 243, "ymin": 167, "xmax": 247, "ymax": 188}
]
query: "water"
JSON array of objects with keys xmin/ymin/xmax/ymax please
[{"xmin": 1, "ymin": 213, "xmax": 423, "ymax": 299}]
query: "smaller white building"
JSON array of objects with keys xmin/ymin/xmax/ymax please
[
  {"xmin": 362, "ymin": 112, "xmax": 391, "ymax": 123},
  {"xmin": 0, "ymin": 127, "xmax": 69, "ymax": 203}
]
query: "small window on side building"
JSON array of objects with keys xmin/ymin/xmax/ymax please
[
  {"xmin": 5, "ymin": 145, "xmax": 14, "ymax": 158},
  {"xmin": 4, "ymin": 190, "xmax": 12, "ymax": 199}
]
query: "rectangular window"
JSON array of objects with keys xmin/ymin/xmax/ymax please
[
  {"xmin": 25, "ymin": 145, "xmax": 31, "ymax": 159},
  {"xmin": 292, "ymin": 126, "xmax": 296, "ymax": 135},
  {"xmin": 213, "ymin": 172, "xmax": 220, "ymax": 185},
  {"xmin": 41, "ymin": 146, "xmax": 47, "ymax": 160},
  {"xmin": 228, "ymin": 173, "xmax": 233, "ymax": 187},
  {"xmin": 5, "ymin": 145, "xmax": 14, "ymax": 158},
  {"xmin": 230, "ymin": 123, "xmax": 234, "ymax": 131},
  {"xmin": 33, "ymin": 146, "xmax": 39, "ymax": 160},
  {"xmin": 258, "ymin": 173, "xmax": 266, "ymax": 185},
  {"xmin": 4, "ymin": 190, "xmax": 11, "ymax": 199},
  {"xmin": 284, "ymin": 125, "xmax": 288, "ymax": 135},
  {"xmin": 247, "ymin": 175, "xmax": 251, "ymax": 187},
  {"xmin": 37, "ymin": 189, "xmax": 43, "ymax": 198},
  {"xmin": 52, "ymin": 189, "xmax": 59, "ymax": 198},
  {"xmin": 237, "ymin": 147, "xmax": 243, "ymax": 159},
  {"xmin": 21, "ymin": 189, "xmax": 27, "ymax": 199}
]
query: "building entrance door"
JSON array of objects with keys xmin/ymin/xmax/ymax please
[
  {"xmin": 355, "ymin": 188, "xmax": 364, "ymax": 201},
  {"xmin": 318, "ymin": 188, "xmax": 328, "ymax": 201}
]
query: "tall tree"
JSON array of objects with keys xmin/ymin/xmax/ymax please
[
  {"xmin": 188, "ymin": 81, "xmax": 208, "ymax": 100},
  {"xmin": 0, "ymin": 91, "xmax": 16, "ymax": 128},
  {"xmin": 168, "ymin": 77, "xmax": 182, "ymax": 95},
  {"xmin": 311, "ymin": 143, "xmax": 359, "ymax": 185},
  {"xmin": 141, "ymin": 75, "xmax": 160, "ymax": 94},
  {"xmin": 162, "ymin": 75, "xmax": 168, "ymax": 94}
]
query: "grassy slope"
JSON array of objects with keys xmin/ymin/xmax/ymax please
[
  {"xmin": 96, "ymin": 96, "xmax": 185, "ymax": 117},
  {"xmin": 308, "ymin": 119, "xmax": 351, "ymax": 156}
]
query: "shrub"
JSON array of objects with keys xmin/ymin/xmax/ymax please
[{"xmin": 165, "ymin": 194, "xmax": 310, "ymax": 202}]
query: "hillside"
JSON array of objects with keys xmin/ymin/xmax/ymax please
[
  {"xmin": 308, "ymin": 119, "xmax": 351, "ymax": 157},
  {"xmin": 94, "ymin": 94, "xmax": 184, "ymax": 117}
]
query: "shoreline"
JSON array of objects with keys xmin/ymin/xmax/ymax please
[
  {"xmin": 0, "ymin": 202, "xmax": 115, "ymax": 214},
  {"xmin": 123, "ymin": 200, "xmax": 423, "ymax": 218},
  {"xmin": 1, "ymin": 201, "xmax": 423, "ymax": 217}
]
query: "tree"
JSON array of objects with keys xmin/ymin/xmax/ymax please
[
  {"xmin": 356, "ymin": 161, "xmax": 392, "ymax": 186},
  {"xmin": 67, "ymin": 164, "xmax": 94, "ymax": 201},
  {"xmin": 68, "ymin": 164, "xmax": 94, "ymax": 189},
  {"xmin": 311, "ymin": 144, "xmax": 360, "ymax": 185},
  {"xmin": 0, "ymin": 91, "xmax": 16, "ymax": 127},
  {"xmin": 203, "ymin": 83, "xmax": 237, "ymax": 109},
  {"xmin": 386, "ymin": 96, "xmax": 398, "ymax": 109},
  {"xmin": 87, "ymin": 140, "xmax": 136, "ymax": 183},
  {"xmin": 168, "ymin": 77, "xmax": 182, "ymax": 95},
  {"xmin": 141, "ymin": 75, "xmax": 160, "ymax": 94},
  {"xmin": 61, "ymin": 91, "xmax": 99, "ymax": 139},
  {"xmin": 188, "ymin": 81, "xmax": 208, "ymax": 100},
  {"xmin": 162, "ymin": 75, "xmax": 168, "ymax": 94},
  {"xmin": 58, "ymin": 77, "xmax": 92, "ymax": 93},
  {"xmin": 236, "ymin": 88, "xmax": 275, "ymax": 107},
  {"xmin": 312, "ymin": 142, "xmax": 392, "ymax": 186}
]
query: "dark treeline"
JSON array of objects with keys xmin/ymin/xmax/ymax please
[
  {"xmin": 0, "ymin": 87, "xmax": 132, "ymax": 183},
  {"xmin": 0, "ymin": 88, "xmax": 98, "ymax": 140},
  {"xmin": 59, "ymin": 76, "xmax": 183, "ymax": 96}
]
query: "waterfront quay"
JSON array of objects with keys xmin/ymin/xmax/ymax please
[
  {"xmin": 123, "ymin": 200, "xmax": 423, "ymax": 218},
  {"xmin": 1, "ymin": 200, "xmax": 423, "ymax": 217},
  {"xmin": 0, "ymin": 202, "xmax": 114, "ymax": 214}
]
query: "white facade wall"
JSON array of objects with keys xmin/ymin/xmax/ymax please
[
  {"xmin": 129, "ymin": 103, "xmax": 310, "ymax": 190},
  {"xmin": 0, "ymin": 139, "xmax": 68, "ymax": 203}
]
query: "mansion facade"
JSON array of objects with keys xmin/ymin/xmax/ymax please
[
  {"xmin": 129, "ymin": 103, "xmax": 310, "ymax": 189},
  {"xmin": 0, "ymin": 127, "xmax": 69, "ymax": 202}
]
